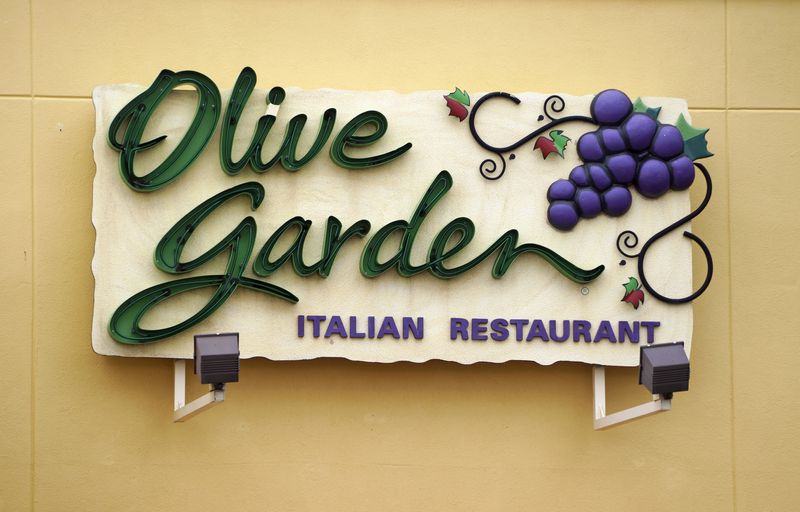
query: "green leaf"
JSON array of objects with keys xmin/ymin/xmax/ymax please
[
  {"xmin": 675, "ymin": 113, "xmax": 713, "ymax": 160},
  {"xmin": 445, "ymin": 87, "xmax": 470, "ymax": 106},
  {"xmin": 623, "ymin": 277, "xmax": 640, "ymax": 295},
  {"xmin": 633, "ymin": 97, "xmax": 662, "ymax": 120},
  {"xmin": 549, "ymin": 130, "xmax": 571, "ymax": 157}
]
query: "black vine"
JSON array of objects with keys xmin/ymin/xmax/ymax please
[
  {"xmin": 468, "ymin": 92, "xmax": 595, "ymax": 180},
  {"xmin": 616, "ymin": 162, "xmax": 713, "ymax": 304}
]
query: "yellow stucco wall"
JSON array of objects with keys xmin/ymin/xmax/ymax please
[{"xmin": 1, "ymin": 0, "xmax": 798, "ymax": 510}]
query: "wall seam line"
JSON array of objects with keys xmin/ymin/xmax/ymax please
[
  {"xmin": 724, "ymin": 1, "xmax": 737, "ymax": 511},
  {"xmin": 726, "ymin": 109, "xmax": 736, "ymax": 512},
  {"xmin": 29, "ymin": 0, "xmax": 36, "ymax": 510},
  {"xmin": 0, "ymin": 94, "xmax": 93, "ymax": 100}
]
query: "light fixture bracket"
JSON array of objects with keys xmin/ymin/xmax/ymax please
[
  {"xmin": 173, "ymin": 359, "xmax": 225, "ymax": 422},
  {"xmin": 593, "ymin": 365, "xmax": 671, "ymax": 430}
]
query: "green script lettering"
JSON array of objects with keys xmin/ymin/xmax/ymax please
[
  {"xmin": 108, "ymin": 69, "xmax": 221, "ymax": 191},
  {"xmin": 220, "ymin": 67, "xmax": 338, "ymax": 174},
  {"xmin": 108, "ymin": 182, "xmax": 297, "ymax": 344},
  {"xmin": 329, "ymin": 110, "xmax": 413, "ymax": 169},
  {"xmin": 109, "ymin": 68, "xmax": 413, "ymax": 191},
  {"xmin": 109, "ymin": 174, "xmax": 603, "ymax": 345},
  {"xmin": 361, "ymin": 171, "xmax": 606, "ymax": 283}
]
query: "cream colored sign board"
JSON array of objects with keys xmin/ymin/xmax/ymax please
[{"xmin": 91, "ymin": 84, "xmax": 694, "ymax": 366}]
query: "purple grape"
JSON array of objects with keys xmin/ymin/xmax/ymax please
[
  {"xmin": 569, "ymin": 165, "xmax": 590, "ymax": 187},
  {"xmin": 636, "ymin": 158, "xmax": 670, "ymax": 198},
  {"xmin": 623, "ymin": 113, "xmax": 658, "ymax": 152},
  {"xmin": 602, "ymin": 186, "xmax": 633, "ymax": 216},
  {"xmin": 575, "ymin": 188, "xmax": 602, "ymax": 218},
  {"xmin": 547, "ymin": 179, "xmax": 576, "ymax": 202},
  {"xmin": 591, "ymin": 89, "xmax": 633, "ymax": 126},
  {"xmin": 548, "ymin": 201, "xmax": 579, "ymax": 231},
  {"xmin": 650, "ymin": 125, "xmax": 684, "ymax": 159},
  {"xmin": 600, "ymin": 128, "xmax": 626, "ymax": 154},
  {"xmin": 606, "ymin": 153, "xmax": 637, "ymax": 185},
  {"xmin": 587, "ymin": 163, "xmax": 612, "ymax": 191},
  {"xmin": 577, "ymin": 132, "xmax": 605, "ymax": 162},
  {"xmin": 669, "ymin": 155, "xmax": 695, "ymax": 190}
]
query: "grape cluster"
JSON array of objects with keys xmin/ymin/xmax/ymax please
[{"xmin": 546, "ymin": 89, "xmax": 696, "ymax": 231}]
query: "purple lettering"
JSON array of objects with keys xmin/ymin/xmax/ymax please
[
  {"xmin": 471, "ymin": 318, "xmax": 488, "ymax": 341},
  {"xmin": 349, "ymin": 316, "xmax": 365, "ymax": 339},
  {"xmin": 490, "ymin": 319, "xmax": 509, "ymax": 341},
  {"xmin": 450, "ymin": 318, "xmax": 469, "ymax": 340},
  {"xmin": 642, "ymin": 321, "xmax": 660, "ymax": 343},
  {"xmin": 618, "ymin": 321, "xmax": 639, "ymax": 343},
  {"xmin": 526, "ymin": 319, "xmax": 549, "ymax": 342},
  {"xmin": 378, "ymin": 317, "xmax": 400, "ymax": 339},
  {"xmin": 307, "ymin": 315, "xmax": 326, "ymax": 337},
  {"xmin": 593, "ymin": 320, "xmax": 617, "ymax": 343},
  {"xmin": 509, "ymin": 319, "xmax": 529, "ymax": 341},
  {"xmin": 325, "ymin": 315, "xmax": 348, "ymax": 338},
  {"xmin": 549, "ymin": 320, "xmax": 570, "ymax": 342},
  {"xmin": 573, "ymin": 320, "xmax": 592, "ymax": 342},
  {"xmin": 402, "ymin": 317, "xmax": 424, "ymax": 339}
]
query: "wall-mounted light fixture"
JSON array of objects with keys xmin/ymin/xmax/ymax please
[
  {"xmin": 593, "ymin": 342, "xmax": 690, "ymax": 430},
  {"xmin": 173, "ymin": 333, "xmax": 240, "ymax": 422}
]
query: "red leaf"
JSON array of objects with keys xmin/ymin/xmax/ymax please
[
  {"xmin": 534, "ymin": 136, "xmax": 558, "ymax": 159},
  {"xmin": 622, "ymin": 289, "xmax": 645, "ymax": 309},
  {"xmin": 444, "ymin": 96, "xmax": 468, "ymax": 122}
]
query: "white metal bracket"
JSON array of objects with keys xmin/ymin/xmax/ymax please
[
  {"xmin": 265, "ymin": 102, "xmax": 280, "ymax": 117},
  {"xmin": 593, "ymin": 365, "xmax": 671, "ymax": 430},
  {"xmin": 173, "ymin": 359, "xmax": 225, "ymax": 422}
]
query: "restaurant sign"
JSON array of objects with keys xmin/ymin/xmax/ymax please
[{"xmin": 91, "ymin": 68, "xmax": 712, "ymax": 365}]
